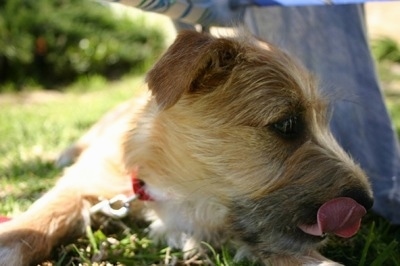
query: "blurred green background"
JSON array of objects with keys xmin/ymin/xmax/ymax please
[{"xmin": 0, "ymin": 0, "xmax": 166, "ymax": 91}]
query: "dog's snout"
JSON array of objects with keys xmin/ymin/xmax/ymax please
[{"xmin": 341, "ymin": 188, "xmax": 374, "ymax": 210}]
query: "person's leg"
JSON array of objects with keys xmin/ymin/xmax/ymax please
[
  {"xmin": 111, "ymin": 0, "xmax": 243, "ymax": 26},
  {"xmin": 244, "ymin": 5, "xmax": 400, "ymax": 223}
]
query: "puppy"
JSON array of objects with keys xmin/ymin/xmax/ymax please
[{"xmin": 0, "ymin": 30, "xmax": 373, "ymax": 265}]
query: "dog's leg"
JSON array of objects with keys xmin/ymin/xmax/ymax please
[
  {"xmin": 0, "ymin": 184, "xmax": 90, "ymax": 265},
  {"xmin": 0, "ymin": 135, "xmax": 133, "ymax": 265},
  {"xmin": 0, "ymin": 165, "xmax": 133, "ymax": 265},
  {"xmin": 0, "ymin": 97, "xmax": 147, "ymax": 265}
]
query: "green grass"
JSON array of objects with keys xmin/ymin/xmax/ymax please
[
  {"xmin": 1, "ymin": 62, "xmax": 400, "ymax": 265},
  {"xmin": 0, "ymin": 75, "xmax": 143, "ymax": 215}
]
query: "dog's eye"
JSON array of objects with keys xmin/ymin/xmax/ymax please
[{"xmin": 272, "ymin": 116, "xmax": 301, "ymax": 138}]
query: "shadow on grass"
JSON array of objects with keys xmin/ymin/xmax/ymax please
[
  {"xmin": 2, "ymin": 157, "xmax": 61, "ymax": 181},
  {"xmin": 0, "ymin": 157, "xmax": 61, "ymax": 211}
]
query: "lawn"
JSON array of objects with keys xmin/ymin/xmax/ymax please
[{"xmin": 1, "ymin": 59, "xmax": 400, "ymax": 265}]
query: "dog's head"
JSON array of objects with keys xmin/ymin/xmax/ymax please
[{"xmin": 124, "ymin": 30, "xmax": 373, "ymax": 263}]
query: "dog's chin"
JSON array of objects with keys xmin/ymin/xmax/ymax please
[
  {"xmin": 237, "ymin": 226, "xmax": 327, "ymax": 262},
  {"xmin": 281, "ymin": 224, "xmax": 328, "ymax": 247},
  {"xmin": 229, "ymin": 203, "xmax": 330, "ymax": 257}
]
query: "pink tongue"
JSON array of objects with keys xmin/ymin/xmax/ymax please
[{"xmin": 299, "ymin": 197, "xmax": 366, "ymax": 238}]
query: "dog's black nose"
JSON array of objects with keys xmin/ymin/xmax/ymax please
[{"xmin": 341, "ymin": 188, "xmax": 374, "ymax": 210}]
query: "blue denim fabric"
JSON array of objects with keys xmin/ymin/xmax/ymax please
[{"xmin": 244, "ymin": 5, "xmax": 400, "ymax": 224}]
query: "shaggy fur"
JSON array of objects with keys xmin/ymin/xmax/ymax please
[{"xmin": 0, "ymin": 30, "xmax": 373, "ymax": 265}]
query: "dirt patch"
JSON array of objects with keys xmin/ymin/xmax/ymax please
[{"xmin": 0, "ymin": 91, "xmax": 65, "ymax": 106}]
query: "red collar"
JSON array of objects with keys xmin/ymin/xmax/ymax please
[{"xmin": 131, "ymin": 171, "xmax": 154, "ymax": 201}]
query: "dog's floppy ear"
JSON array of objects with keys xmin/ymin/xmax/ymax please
[{"xmin": 146, "ymin": 30, "xmax": 239, "ymax": 110}]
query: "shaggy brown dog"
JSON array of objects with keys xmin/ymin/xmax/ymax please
[{"xmin": 0, "ymin": 30, "xmax": 373, "ymax": 265}]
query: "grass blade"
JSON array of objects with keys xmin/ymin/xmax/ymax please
[{"xmin": 359, "ymin": 222, "xmax": 375, "ymax": 266}]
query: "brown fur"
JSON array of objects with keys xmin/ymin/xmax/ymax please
[{"xmin": 0, "ymin": 31, "xmax": 372, "ymax": 265}]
